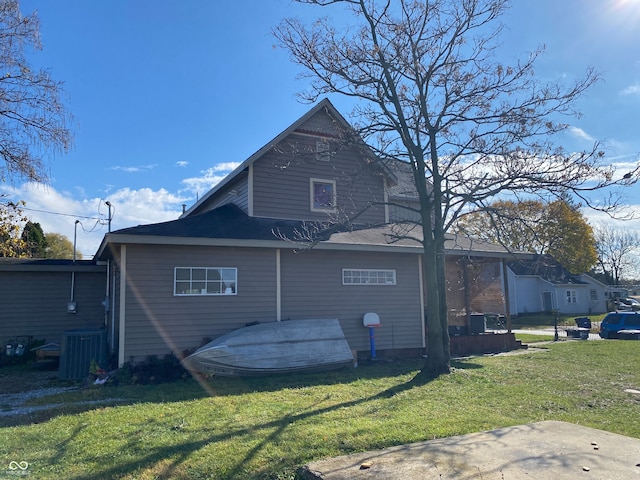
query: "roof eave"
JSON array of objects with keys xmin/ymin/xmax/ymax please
[{"xmin": 97, "ymin": 232, "xmax": 534, "ymax": 259}]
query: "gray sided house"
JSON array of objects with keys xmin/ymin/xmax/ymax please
[
  {"xmin": 506, "ymin": 256, "xmax": 608, "ymax": 316},
  {"xmin": 97, "ymin": 99, "xmax": 527, "ymax": 367},
  {"xmin": 0, "ymin": 259, "xmax": 106, "ymax": 349}
]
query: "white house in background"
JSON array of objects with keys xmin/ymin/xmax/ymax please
[{"xmin": 507, "ymin": 255, "xmax": 608, "ymax": 316}]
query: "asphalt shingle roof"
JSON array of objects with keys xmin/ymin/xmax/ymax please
[
  {"xmin": 508, "ymin": 255, "xmax": 587, "ymax": 284},
  {"xmin": 109, "ymin": 203, "xmax": 520, "ymax": 257},
  {"xmin": 112, "ymin": 204, "xmax": 310, "ymax": 241}
]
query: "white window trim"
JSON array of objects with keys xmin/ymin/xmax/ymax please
[
  {"xmin": 565, "ymin": 289, "xmax": 577, "ymax": 304},
  {"xmin": 310, "ymin": 178, "xmax": 337, "ymax": 212},
  {"xmin": 174, "ymin": 267, "xmax": 237, "ymax": 296},
  {"xmin": 342, "ymin": 268, "xmax": 397, "ymax": 285}
]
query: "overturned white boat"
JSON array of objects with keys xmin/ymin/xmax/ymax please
[{"xmin": 182, "ymin": 318, "xmax": 354, "ymax": 376}]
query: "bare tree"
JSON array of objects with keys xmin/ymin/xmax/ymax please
[
  {"xmin": 275, "ymin": 0, "xmax": 639, "ymax": 376},
  {"xmin": 594, "ymin": 225, "xmax": 640, "ymax": 286},
  {"xmin": 0, "ymin": 0, "xmax": 73, "ymax": 183}
]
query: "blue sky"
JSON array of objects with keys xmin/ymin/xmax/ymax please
[{"xmin": 5, "ymin": 0, "xmax": 640, "ymax": 258}]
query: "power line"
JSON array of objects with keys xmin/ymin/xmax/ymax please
[
  {"xmin": 23, "ymin": 206, "xmax": 103, "ymax": 221},
  {"xmin": 1, "ymin": 203, "xmax": 104, "ymax": 221}
]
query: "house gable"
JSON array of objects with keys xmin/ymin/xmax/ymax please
[{"xmin": 182, "ymin": 99, "xmax": 395, "ymax": 226}]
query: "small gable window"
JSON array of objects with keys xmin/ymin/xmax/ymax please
[
  {"xmin": 310, "ymin": 178, "xmax": 336, "ymax": 212},
  {"xmin": 174, "ymin": 267, "xmax": 237, "ymax": 296},
  {"xmin": 316, "ymin": 139, "xmax": 330, "ymax": 161}
]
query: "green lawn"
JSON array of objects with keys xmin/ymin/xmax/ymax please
[{"xmin": 1, "ymin": 340, "xmax": 638, "ymax": 480}]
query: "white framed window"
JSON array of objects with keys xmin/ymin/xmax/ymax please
[
  {"xmin": 316, "ymin": 139, "xmax": 331, "ymax": 161},
  {"xmin": 590, "ymin": 289, "xmax": 598, "ymax": 301},
  {"xmin": 565, "ymin": 289, "xmax": 577, "ymax": 304},
  {"xmin": 174, "ymin": 267, "xmax": 237, "ymax": 296},
  {"xmin": 310, "ymin": 178, "xmax": 336, "ymax": 212},
  {"xmin": 343, "ymin": 269, "xmax": 396, "ymax": 285}
]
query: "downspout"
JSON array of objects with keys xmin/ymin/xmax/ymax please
[
  {"xmin": 418, "ymin": 254, "xmax": 425, "ymax": 348},
  {"xmin": 104, "ymin": 201, "xmax": 112, "ymax": 334},
  {"xmin": 276, "ymin": 249, "xmax": 281, "ymax": 321},
  {"xmin": 110, "ymin": 262, "xmax": 116, "ymax": 353},
  {"xmin": 69, "ymin": 220, "xmax": 80, "ymax": 312},
  {"xmin": 105, "ymin": 258, "xmax": 110, "ymax": 331},
  {"xmin": 118, "ymin": 245, "xmax": 127, "ymax": 367}
]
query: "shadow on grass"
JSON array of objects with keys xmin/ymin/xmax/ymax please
[
  {"xmin": 53, "ymin": 366, "xmax": 446, "ymax": 480},
  {"xmin": 9, "ymin": 357, "xmax": 486, "ymax": 480},
  {"xmin": 1, "ymin": 358, "xmax": 488, "ymax": 479},
  {"xmin": 0, "ymin": 360, "xmax": 397, "ymax": 423},
  {"xmin": 0, "ymin": 357, "xmax": 486, "ymax": 430}
]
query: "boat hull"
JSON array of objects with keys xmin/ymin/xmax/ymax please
[{"xmin": 182, "ymin": 318, "xmax": 354, "ymax": 376}]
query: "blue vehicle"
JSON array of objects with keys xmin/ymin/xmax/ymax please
[{"xmin": 599, "ymin": 311, "xmax": 640, "ymax": 339}]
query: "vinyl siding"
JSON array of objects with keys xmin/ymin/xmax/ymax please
[
  {"xmin": 510, "ymin": 276, "xmax": 545, "ymax": 314},
  {"xmin": 280, "ymin": 249, "xmax": 424, "ymax": 352},
  {"xmin": 554, "ymin": 285, "xmax": 592, "ymax": 315},
  {"xmin": 388, "ymin": 199, "xmax": 422, "ymax": 223},
  {"xmin": 191, "ymin": 172, "xmax": 249, "ymax": 215},
  {"xmin": 119, "ymin": 245, "xmax": 277, "ymax": 361},
  {"xmin": 252, "ymin": 133, "xmax": 387, "ymax": 225},
  {"xmin": 0, "ymin": 268, "xmax": 106, "ymax": 346},
  {"xmin": 208, "ymin": 174, "xmax": 249, "ymax": 213}
]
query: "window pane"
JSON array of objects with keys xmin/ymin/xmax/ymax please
[
  {"xmin": 192, "ymin": 268, "xmax": 206, "ymax": 280},
  {"xmin": 207, "ymin": 268, "xmax": 221, "ymax": 281},
  {"xmin": 175, "ymin": 268, "xmax": 190, "ymax": 281},
  {"xmin": 220, "ymin": 268, "xmax": 236, "ymax": 282},
  {"xmin": 313, "ymin": 182, "xmax": 333, "ymax": 209},
  {"xmin": 175, "ymin": 281, "xmax": 190, "ymax": 294}
]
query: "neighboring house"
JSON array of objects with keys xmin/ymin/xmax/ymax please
[
  {"xmin": 0, "ymin": 259, "xmax": 106, "ymax": 349},
  {"xmin": 97, "ymin": 99, "xmax": 529, "ymax": 367},
  {"xmin": 506, "ymin": 255, "xmax": 608, "ymax": 316}
]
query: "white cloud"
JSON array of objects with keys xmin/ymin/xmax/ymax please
[
  {"xmin": 0, "ymin": 162, "xmax": 245, "ymax": 258},
  {"xmin": 110, "ymin": 164, "xmax": 158, "ymax": 173},
  {"xmin": 176, "ymin": 161, "xmax": 189, "ymax": 167},
  {"xmin": 620, "ymin": 83, "xmax": 640, "ymax": 96},
  {"xmin": 567, "ymin": 126, "xmax": 595, "ymax": 142},
  {"xmin": 212, "ymin": 162, "xmax": 241, "ymax": 172},
  {"xmin": 2, "ymin": 182, "xmax": 186, "ymax": 259},
  {"xmin": 180, "ymin": 162, "xmax": 241, "ymax": 196}
]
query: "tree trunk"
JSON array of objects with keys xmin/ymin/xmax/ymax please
[{"xmin": 421, "ymin": 234, "xmax": 451, "ymax": 377}]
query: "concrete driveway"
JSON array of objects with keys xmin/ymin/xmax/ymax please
[{"xmin": 299, "ymin": 421, "xmax": 640, "ymax": 480}]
